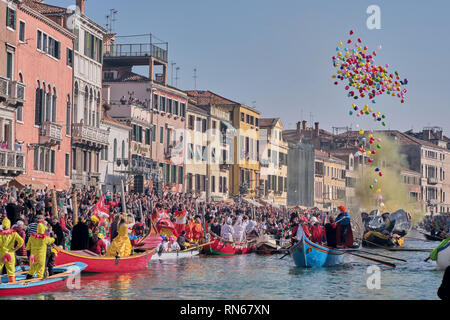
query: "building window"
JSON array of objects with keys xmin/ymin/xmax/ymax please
[
  {"xmin": 188, "ymin": 144, "xmax": 194, "ymax": 160},
  {"xmin": 122, "ymin": 141, "xmax": 125, "ymax": 159},
  {"xmin": 188, "ymin": 115, "xmax": 195, "ymax": 130},
  {"xmin": 16, "ymin": 106, "xmax": 23, "ymax": 122},
  {"xmin": 113, "ymin": 139, "xmax": 117, "ymax": 161},
  {"xmin": 19, "ymin": 21, "xmax": 25, "ymax": 42},
  {"xmin": 180, "ymin": 103, "xmax": 186, "ymax": 117},
  {"xmin": 145, "ymin": 128, "xmax": 151, "ymax": 145},
  {"xmin": 66, "ymin": 98, "xmax": 71, "ymax": 135},
  {"xmin": 178, "ymin": 166, "xmax": 184, "ymax": 184},
  {"xmin": 72, "ymin": 148, "xmax": 77, "ymax": 170},
  {"xmin": 160, "ymin": 126, "xmax": 164, "ymax": 143},
  {"xmin": 152, "ymin": 125, "xmax": 156, "ymax": 142},
  {"xmin": 65, "ymin": 153, "xmax": 70, "ymax": 176},
  {"xmin": 171, "ymin": 165, "xmax": 177, "ymax": 183},
  {"xmin": 37, "ymin": 30, "xmax": 42, "ymax": 50},
  {"xmin": 153, "ymin": 94, "xmax": 158, "ymax": 109},
  {"xmin": 211, "ymin": 176, "xmax": 216, "ymax": 193},
  {"xmin": 6, "ymin": 51, "xmax": 13, "ymax": 80},
  {"xmin": 167, "ymin": 99, "xmax": 172, "ymax": 113},
  {"xmin": 33, "ymin": 147, "xmax": 56, "ymax": 173},
  {"xmin": 6, "ymin": 7, "xmax": 16, "ymax": 30},
  {"xmin": 202, "ymin": 119, "xmax": 207, "ymax": 133},
  {"xmin": 67, "ymin": 48, "xmax": 73, "ymax": 67},
  {"xmin": 160, "ymin": 97, "xmax": 166, "ymax": 112},
  {"xmin": 241, "ymin": 112, "xmax": 245, "ymax": 122},
  {"xmin": 174, "ymin": 101, "xmax": 179, "ymax": 115}
]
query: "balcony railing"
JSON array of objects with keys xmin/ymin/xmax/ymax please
[
  {"xmin": 427, "ymin": 177, "xmax": 438, "ymax": 185},
  {"xmin": 72, "ymin": 123, "xmax": 109, "ymax": 146},
  {"xmin": 104, "ymin": 43, "xmax": 168, "ymax": 62},
  {"xmin": 0, "ymin": 149, "xmax": 25, "ymax": 172},
  {"xmin": 12, "ymin": 81, "xmax": 25, "ymax": 105},
  {"xmin": 39, "ymin": 122, "xmax": 62, "ymax": 146},
  {"xmin": 0, "ymin": 76, "xmax": 9, "ymax": 101}
]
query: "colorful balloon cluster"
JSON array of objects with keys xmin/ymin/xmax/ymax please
[
  {"xmin": 332, "ymin": 30, "xmax": 408, "ymax": 104},
  {"xmin": 332, "ymin": 30, "xmax": 408, "ymax": 209}
]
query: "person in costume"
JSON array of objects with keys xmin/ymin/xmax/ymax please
[
  {"xmin": 310, "ymin": 216, "xmax": 326, "ymax": 244},
  {"xmin": 89, "ymin": 232, "xmax": 106, "ymax": 255},
  {"xmin": 26, "ymin": 223, "xmax": 55, "ymax": 279},
  {"xmin": 185, "ymin": 216, "xmax": 195, "ymax": 241},
  {"xmin": 174, "ymin": 205, "xmax": 187, "ymax": 235},
  {"xmin": 70, "ymin": 218, "xmax": 90, "ymax": 250},
  {"xmin": 106, "ymin": 223, "xmax": 132, "ymax": 257},
  {"xmin": 324, "ymin": 216, "xmax": 338, "ymax": 248},
  {"xmin": 220, "ymin": 217, "xmax": 234, "ymax": 242},
  {"xmin": 168, "ymin": 236, "xmax": 181, "ymax": 251},
  {"xmin": 336, "ymin": 205, "xmax": 352, "ymax": 247},
  {"xmin": 0, "ymin": 218, "xmax": 24, "ymax": 283},
  {"xmin": 192, "ymin": 216, "xmax": 204, "ymax": 243}
]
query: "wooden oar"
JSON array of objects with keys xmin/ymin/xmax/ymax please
[
  {"xmin": 416, "ymin": 230, "xmax": 446, "ymax": 241},
  {"xmin": 335, "ymin": 248, "xmax": 396, "ymax": 268},
  {"xmin": 357, "ymin": 249, "xmax": 407, "ymax": 262},
  {"xmin": 12, "ymin": 263, "xmax": 78, "ymax": 284}
]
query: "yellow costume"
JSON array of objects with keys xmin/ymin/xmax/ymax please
[
  {"xmin": 106, "ymin": 224, "xmax": 132, "ymax": 257},
  {"xmin": 0, "ymin": 218, "xmax": 24, "ymax": 282},
  {"xmin": 26, "ymin": 223, "xmax": 55, "ymax": 278}
]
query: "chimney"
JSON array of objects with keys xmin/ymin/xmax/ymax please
[
  {"xmin": 76, "ymin": 0, "xmax": 85, "ymax": 14},
  {"xmin": 296, "ymin": 122, "xmax": 302, "ymax": 134},
  {"xmin": 302, "ymin": 120, "xmax": 307, "ymax": 131},
  {"xmin": 314, "ymin": 122, "xmax": 319, "ymax": 137}
]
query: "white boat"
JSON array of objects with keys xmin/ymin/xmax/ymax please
[{"xmin": 150, "ymin": 248, "xmax": 200, "ymax": 261}]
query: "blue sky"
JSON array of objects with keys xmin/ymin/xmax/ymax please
[{"xmin": 50, "ymin": 0, "xmax": 450, "ymax": 135}]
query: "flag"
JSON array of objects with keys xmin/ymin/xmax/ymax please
[{"xmin": 93, "ymin": 195, "xmax": 109, "ymax": 217}]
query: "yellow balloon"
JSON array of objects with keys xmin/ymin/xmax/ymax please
[
  {"xmin": 376, "ymin": 189, "xmax": 381, "ymax": 193},
  {"xmin": 339, "ymin": 42, "xmax": 343, "ymax": 46},
  {"xmin": 359, "ymin": 129, "xmax": 364, "ymax": 135}
]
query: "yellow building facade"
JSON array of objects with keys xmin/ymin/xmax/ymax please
[{"xmin": 259, "ymin": 118, "xmax": 288, "ymax": 206}]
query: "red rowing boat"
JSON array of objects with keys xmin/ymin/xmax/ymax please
[
  {"xmin": 205, "ymin": 235, "xmax": 255, "ymax": 256},
  {"xmin": 54, "ymin": 248, "xmax": 153, "ymax": 273}
]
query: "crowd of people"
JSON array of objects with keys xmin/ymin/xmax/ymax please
[
  {"xmin": 418, "ymin": 214, "xmax": 450, "ymax": 238},
  {"xmin": 0, "ymin": 184, "xmax": 356, "ymax": 283}
]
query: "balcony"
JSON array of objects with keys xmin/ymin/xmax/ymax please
[
  {"xmin": 39, "ymin": 122, "xmax": 62, "ymax": 146},
  {"xmin": 0, "ymin": 77, "xmax": 9, "ymax": 102},
  {"xmin": 219, "ymin": 164, "xmax": 231, "ymax": 171},
  {"xmin": 427, "ymin": 177, "xmax": 438, "ymax": 185},
  {"xmin": 9, "ymin": 81, "xmax": 25, "ymax": 107},
  {"xmin": 72, "ymin": 123, "xmax": 109, "ymax": 149},
  {"xmin": 0, "ymin": 150, "xmax": 26, "ymax": 174}
]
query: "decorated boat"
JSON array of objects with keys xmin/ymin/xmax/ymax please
[
  {"xmin": 54, "ymin": 248, "xmax": 153, "ymax": 273},
  {"xmin": 361, "ymin": 209, "xmax": 412, "ymax": 248},
  {"xmin": 205, "ymin": 235, "xmax": 256, "ymax": 256},
  {"xmin": 289, "ymin": 237, "xmax": 344, "ymax": 268},
  {"xmin": 0, "ymin": 262, "xmax": 86, "ymax": 296},
  {"xmin": 150, "ymin": 247, "xmax": 200, "ymax": 261},
  {"xmin": 362, "ymin": 231, "xmax": 405, "ymax": 247}
]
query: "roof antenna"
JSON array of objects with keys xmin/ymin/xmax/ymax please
[
  {"xmin": 105, "ymin": 9, "xmax": 118, "ymax": 33},
  {"xmin": 193, "ymin": 68, "xmax": 197, "ymax": 90}
]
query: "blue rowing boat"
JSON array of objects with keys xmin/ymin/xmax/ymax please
[
  {"xmin": 289, "ymin": 237, "xmax": 344, "ymax": 268},
  {"xmin": 0, "ymin": 262, "xmax": 87, "ymax": 296}
]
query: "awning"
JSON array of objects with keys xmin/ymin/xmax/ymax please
[
  {"xmin": 258, "ymin": 199, "xmax": 281, "ymax": 208},
  {"xmin": 6, "ymin": 176, "xmax": 47, "ymax": 190},
  {"xmin": 221, "ymin": 120, "xmax": 236, "ymax": 132}
]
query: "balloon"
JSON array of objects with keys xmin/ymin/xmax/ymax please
[
  {"xmin": 369, "ymin": 185, "xmax": 374, "ymax": 189},
  {"xmin": 376, "ymin": 189, "xmax": 381, "ymax": 193},
  {"xmin": 373, "ymin": 179, "xmax": 378, "ymax": 183},
  {"xmin": 378, "ymin": 195, "xmax": 383, "ymax": 200},
  {"xmin": 379, "ymin": 172, "xmax": 383, "ymax": 177},
  {"xmin": 377, "ymin": 144, "xmax": 381, "ymax": 149},
  {"xmin": 359, "ymin": 129, "xmax": 364, "ymax": 135}
]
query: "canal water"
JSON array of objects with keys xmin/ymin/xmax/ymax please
[{"xmin": 2, "ymin": 234, "xmax": 445, "ymax": 300}]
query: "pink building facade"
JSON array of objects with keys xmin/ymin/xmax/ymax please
[{"xmin": 15, "ymin": 3, "xmax": 74, "ymax": 190}]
